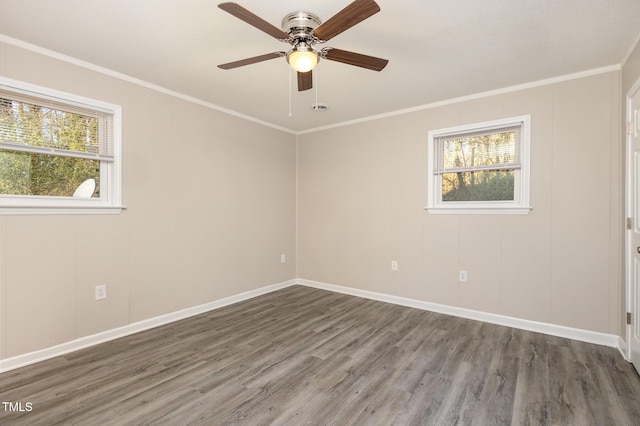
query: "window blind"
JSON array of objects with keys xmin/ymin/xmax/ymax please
[
  {"xmin": 434, "ymin": 125, "xmax": 521, "ymax": 174},
  {"xmin": 0, "ymin": 90, "xmax": 114, "ymax": 161}
]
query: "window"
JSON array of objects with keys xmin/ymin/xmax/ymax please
[
  {"xmin": 0, "ymin": 77, "xmax": 122, "ymax": 214},
  {"xmin": 427, "ymin": 115, "xmax": 531, "ymax": 214}
]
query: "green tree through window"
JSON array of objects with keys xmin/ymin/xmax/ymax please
[
  {"xmin": 440, "ymin": 130, "xmax": 516, "ymax": 201},
  {"xmin": 0, "ymin": 97, "xmax": 101, "ymax": 197}
]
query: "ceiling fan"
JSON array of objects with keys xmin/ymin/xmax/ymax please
[{"xmin": 217, "ymin": 0, "xmax": 389, "ymax": 91}]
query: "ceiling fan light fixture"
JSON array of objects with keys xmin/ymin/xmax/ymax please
[{"xmin": 287, "ymin": 44, "xmax": 318, "ymax": 73}]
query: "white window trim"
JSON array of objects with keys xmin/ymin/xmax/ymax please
[
  {"xmin": 426, "ymin": 115, "xmax": 531, "ymax": 215},
  {"xmin": 0, "ymin": 76, "xmax": 124, "ymax": 215}
]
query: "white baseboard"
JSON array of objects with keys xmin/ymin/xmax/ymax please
[
  {"xmin": 296, "ymin": 278, "xmax": 622, "ymax": 350},
  {"xmin": 0, "ymin": 280, "xmax": 296, "ymax": 373},
  {"xmin": 1, "ymin": 278, "xmax": 626, "ymax": 373},
  {"xmin": 618, "ymin": 336, "xmax": 629, "ymax": 361}
]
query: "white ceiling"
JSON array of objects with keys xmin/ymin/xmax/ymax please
[{"xmin": 1, "ymin": 0, "xmax": 639, "ymax": 133}]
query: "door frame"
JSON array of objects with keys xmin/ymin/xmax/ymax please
[{"xmin": 625, "ymin": 75, "xmax": 640, "ymax": 364}]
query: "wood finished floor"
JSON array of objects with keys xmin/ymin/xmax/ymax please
[{"xmin": 1, "ymin": 285, "xmax": 640, "ymax": 425}]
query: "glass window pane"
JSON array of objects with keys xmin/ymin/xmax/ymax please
[
  {"xmin": 442, "ymin": 169, "xmax": 515, "ymax": 201},
  {"xmin": 0, "ymin": 97, "xmax": 100, "ymax": 155},
  {"xmin": 0, "ymin": 150, "xmax": 100, "ymax": 197},
  {"xmin": 442, "ymin": 130, "xmax": 516, "ymax": 170}
]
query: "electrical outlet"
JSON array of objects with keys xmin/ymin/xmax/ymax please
[
  {"xmin": 281, "ymin": 254, "xmax": 286, "ymax": 264},
  {"xmin": 95, "ymin": 284, "xmax": 107, "ymax": 300},
  {"xmin": 459, "ymin": 270, "xmax": 468, "ymax": 283},
  {"xmin": 391, "ymin": 260, "xmax": 398, "ymax": 271}
]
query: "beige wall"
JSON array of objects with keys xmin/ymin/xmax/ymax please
[
  {"xmin": 1, "ymin": 36, "xmax": 636, "ymax": 360},
  {"xmin": 298, "ymin": 71, "xmax": 622, "ymax": 335},
  {"xmin": 0, "ymin": 43, "xmax": 297, "ymax": 358},
  {"xmin": 623, "ymin": 40, "xmax": 640, "ymax": 95}
]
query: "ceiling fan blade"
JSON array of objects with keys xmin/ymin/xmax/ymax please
[
  {"xmin": 218, "ymin": 52, "xmax": 286, "ymax": 69},
  {"xmin": 218, "ymin": 3, "xmax": 290, "ymax": 40},
  {"xmin": 323, "ymin": 48, "xmax": 388, "ymax": 71},
  {"xmin": 312, "ymin": 0, "xmax": 380, "ymax": 42},
  {"xmin": 298, "ymin": 71, "xmax": 313, "ymax": 91}
]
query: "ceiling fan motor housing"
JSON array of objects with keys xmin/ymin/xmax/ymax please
[{"xmin": 282, "ymin": 12, "xmax": 322, "ymax": 42}]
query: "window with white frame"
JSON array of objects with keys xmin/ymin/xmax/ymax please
[
  {"xmin": 0, "ymin": 78, "xmax": 122, "ymax": 214},
  {"xmin": 427, "ymin": 115, "xmax": 531, "ymax": 214}
]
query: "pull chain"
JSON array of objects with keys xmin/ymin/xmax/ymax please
[{"xmin": 288, "ymin": 67, "xmax": 293, "ymax": 117}]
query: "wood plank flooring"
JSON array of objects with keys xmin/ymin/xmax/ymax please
[{"xmin": 1, "ymin": 285, "xmax": 640, "ymax": 425}]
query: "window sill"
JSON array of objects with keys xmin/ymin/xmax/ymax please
[
  {"xmin": 0, "ymin": 205, "xmax": 126, "ymax": 215},
  {"xmin": 425, "ymin": 206, "xmax": 532, "ymax": 215}
]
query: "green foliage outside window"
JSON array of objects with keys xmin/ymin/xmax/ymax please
[
  {"xmin": 440, "ymin": 129, "xmax": 517, "ymax": 202},
  {"xmin": 0, "ymin": 98, "xmax": 100, "ymax": 197},
  {"xmin": 442, "ymin": 170, "xmax": 514, "ymax": 201}
]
